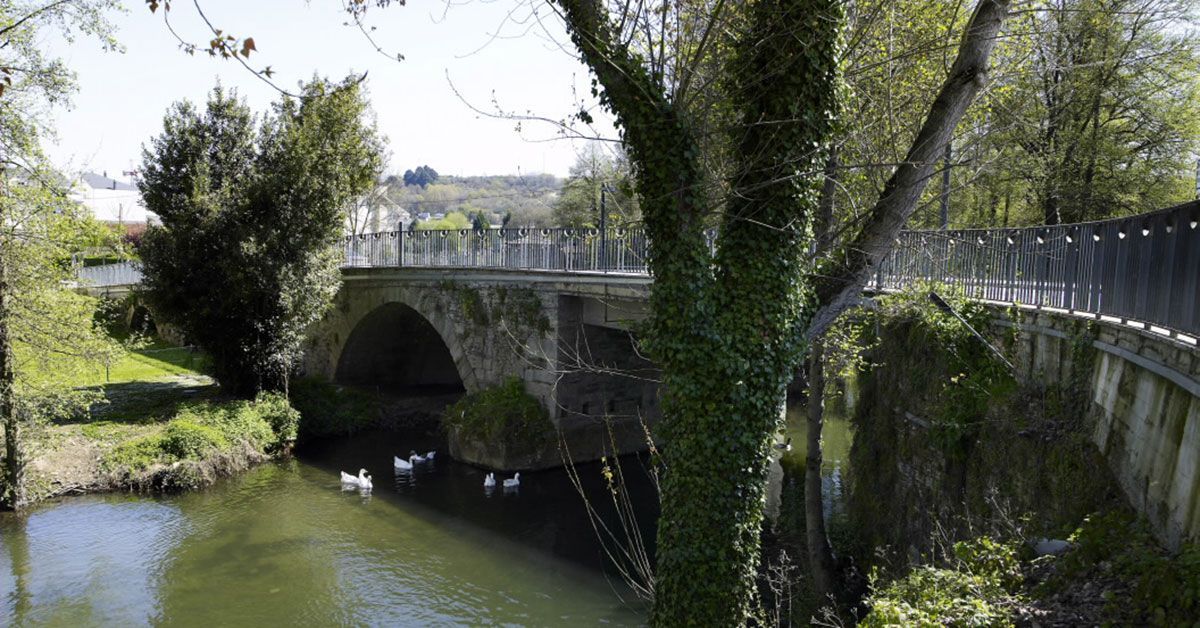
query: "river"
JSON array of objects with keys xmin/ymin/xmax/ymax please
[{"xmin": 0, "ymin": 401, "xmax": 852, "ymax": 626}]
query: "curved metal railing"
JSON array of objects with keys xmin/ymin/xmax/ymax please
[
  {"xmin": 75, "ymin": 202, "xmax": 1200, "ymax": 339},
  {"xmin": 870, "ymin": 201, "xmax": 1200, "ymax": 339}
]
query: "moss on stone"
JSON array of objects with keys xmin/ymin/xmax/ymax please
[{"xmin": 443, "ymin": 377, "xmax": 552, "ymax": 444}]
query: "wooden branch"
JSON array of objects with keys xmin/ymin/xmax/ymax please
[{"xmin": 807, "ymin": 0, "xmax": 1012, "ymax": 340}]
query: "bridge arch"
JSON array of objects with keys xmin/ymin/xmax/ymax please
[{"xmin": 333, "ymin": 298, "xmax": 475, "ymax": 393}]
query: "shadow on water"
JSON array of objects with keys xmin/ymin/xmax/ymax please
[
  {"xmin": 0, "ymin": 391, "xmax": 852, "ymax": 626},
  {"xmin": 296, "ymin": 424, "xmax": 663, "ymax": 577}
]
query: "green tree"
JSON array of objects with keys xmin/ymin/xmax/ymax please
[
  {"xmin": 993, "ymin": 0, "xmax": 1199, "ymax": 224},
  {"xmin": 139, "ymin": 79, "xmax": 384, "ymax": 397},
  {"xmin": 0, "ymin": 0, "xmax": 123, "ymax": 509},
  {"xmin": 402, "ymin": 164, "xmax": 439, "ymax": 188},
  {"xmin": 551, "ymin": 1, "xmax": 1009, "ymax": 621},
  {"xmin": 553, "ymin": 143, "xmax": 640, "ymax": 228}
]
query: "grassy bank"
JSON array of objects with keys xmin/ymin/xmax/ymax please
[
  {"xmin": 20, "ymin": 340, "xmax": 297, "ymax": 502},
  {"xmin": 859, "ymin": 509, "xmax": 1200, "ymax": 626}
]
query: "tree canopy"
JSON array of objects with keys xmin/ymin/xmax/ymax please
[
  {"xmin": 0, "ymin": 0, "xmax": 124, "ymax": 509},
  {"xmin": 402, "ymin": 165, "xmax": 439, "ymax": 188},
  {"xmin": 139, "ymin": 79, "xmax": 385, "ymax": 397}
]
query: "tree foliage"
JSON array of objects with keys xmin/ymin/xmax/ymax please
[
  {"xmin": 0, "ymin": 0, "xmax": 123, "ymax": 509},
  {"xmin": 139, "ymin": 79, "xmax": 384, "ymax": 397},
  {"xmin": 553, "ymin": 143, "xmax": 640, "ymax": 227},
  {"xmin": 402, "ymin": 164, "xmax": 439, "ymax": 188}
]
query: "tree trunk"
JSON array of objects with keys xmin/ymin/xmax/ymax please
[
  {"xmin": 0, "ymin": 257, "xmax": 24, "ymax": 510},
  {"xmin": 554, "ymin": 0, "xmax": 1011, "ymax": 623},
  {"xmin": 807, "ymin": 0, "xmax": 1011, "ymax": 341},
  {"xmin": 805, "ymin": 340, "xmax": 837, "ymax": 602},
  {"xmin": 805, "ymin": 149, "xmax": 840, "ymax": 602}
]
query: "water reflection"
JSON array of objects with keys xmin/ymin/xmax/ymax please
[
  {"xmin": 0, "ymin": 498, "xmax": 187, "ymax": 625},
  {"xmin": 0, "ymin": 399, "xmax": 851, "ymax": 626}
]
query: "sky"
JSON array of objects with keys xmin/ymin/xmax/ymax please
[{"xmin": 45, "ymin": 0, "xmax": 616, "ymax": 179}]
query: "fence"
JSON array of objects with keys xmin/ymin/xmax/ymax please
[
  {"xmin": 75, "ymin": 203, "xmax": 1200, "ymax": 339},
  {"xmin": 870, "ymin": 201, "xmax": 1200, "ymax": 339},
  {"xmin": 342, "ymin": 227, "xmax": 652, "ymax": 274},
  {"xmin": 75, "ymin": 261, "xmax": 143, "ymax": 289}
]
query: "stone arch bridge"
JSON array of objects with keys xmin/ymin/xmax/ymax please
[{"xmin": 77, "ymin": 204, "xmax": 1200, "ymax": 543}]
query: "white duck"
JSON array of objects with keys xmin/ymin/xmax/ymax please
[
  {"xmin": 502, "ymin": 473, "xmax": 521, "ymax": 490},
  {"xmin": 394, "ymin": 455, "xmax": 414, "ymax": 471},
  {"xmin": 408, "ymin": 450, "xmax": 427, "ymax": 464},
  {"xmin": 483, "ymin": 472, "xmax": 496, "ymax": 489},
  {"xmin": 340, "ymin": 468, "xmax": 373, "ymax": 490},
  {"xmin": 425, "ymin": 450, "xmax": 437, "ymax": 461}
]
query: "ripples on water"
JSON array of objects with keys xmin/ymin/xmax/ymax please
[
  {"xmin": 0, "ymin": 430, "xmax": 651, "ymax": 626},
  {"xmin": 0, "ymin": 404, "xmax": 850, "ymax": 626}
]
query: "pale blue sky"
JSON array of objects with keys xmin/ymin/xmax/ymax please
[{"xmin": 46, "ymin": 0, "xmax": 615, "ymax": 178}]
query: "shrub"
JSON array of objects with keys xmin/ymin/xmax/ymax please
[
  {"xmin": 101, "ymin": 394, "xmax": 302, "ymax": 473},
  {"xmin": 160, "ymin": 420, "xmax": 228, "ymax": 459},
  {"xmin": 107, "ymin": 435, "xmax": 168, "ymax": 471},
  {"xmin": 255, "ymin": 391, "xmax": 300, "ymax": 446},
  {"xmin": 442, "ymin": 377, "xmax": 551, "ymax": 443},
  {"xmin": 289, "ymin": 378, "xmax": 378, "ymax": 439},
  {"xmin": 861, "ymin": 566, "xmax": 1014, "ymax": 627},
  {"xmin": 862, "ymin": 536, "xmax": 1022, "ymax": 627},
  {"xmin": 1052, "ymin": 511, "xmax": 1200, "ymax": 624}
]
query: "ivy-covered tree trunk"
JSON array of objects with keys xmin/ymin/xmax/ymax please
[
  {"xmin": 556, "ymin": 0, "xmax": 1010, "ymax": 622},
  {"xmin": 0, "ymin": 256, "xmax": 23, "ymax": 510},
  {"xmin": 558, "ymin": 0, "xmax": 842, "ymax": 622}
]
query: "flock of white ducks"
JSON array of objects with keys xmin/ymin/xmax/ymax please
[{"xmin": 343, "ymin": 449, "xmax": 520, "ymax": 494}]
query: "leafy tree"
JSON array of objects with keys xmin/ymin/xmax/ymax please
[
  {"xmin": 544, "ymin": 0, "xmax": 1010, "ymax": 621},
  {"xmin": 0, "ymin": 0, "xmax": 123, "ymax": 509},
  {"xmin": 982, "ymin": 0, "xmax": 1200, "ymax": 224},
  {"xmin": 553, "ymin": 143, "xmax": 640, "ymax": 228},
  {"xmin": 139, "ymin": 79, "xmax": 384, "ymax": 398},
  {"xmin": 402, "ymin": 164, "xmax": 439, "ymax": 188}
]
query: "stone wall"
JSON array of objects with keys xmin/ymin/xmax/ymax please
[
  {"xmin": 1001, "ymin": 309, "xmax": 1200, "ymax": 550},
  {"xmin": 300, "ymin": 269, "xmax": 660, "ymax": 469},
  {"xmin": 849, "ymin": 303, "xmax": 1200, "ymax": 556}
]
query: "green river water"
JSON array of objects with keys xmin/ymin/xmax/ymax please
[{"xmin": 0, "ymin": 402, "xmax": 852, "ymax": 626}]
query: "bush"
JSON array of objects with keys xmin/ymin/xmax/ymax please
[
  {"xmin": 862, "ymin": 566, "xmax": 1015, "ymax": 627},
  {"xmin": 289, "ymin": 378, "xmax": 378, "ymax": 439},
  {"xmin": 107, "ymin": 435, "xmax": 168, "ymax": 471},
  {"xmin": 442, "ymin": 377, "xmax": 551, "ymax": 443},
  {"xmin": 160, "ymin": 420, "xmax": 228, "ymax": 458},
  {"xmin": 1051, "ymin": 511, "xmax": 1200, "ymax": 624},
  {"xmin": 102, "ymin": 394, "xmax": 301, "ymax": 472},
  {"xmin": 255, "ymin": 391, "xmax": 300, "ymax": 446},
  {"xmin": 862, "ymin": 537, "xmax": 1021, "ymax": 627}
]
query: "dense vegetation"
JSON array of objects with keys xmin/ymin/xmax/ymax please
[
  {"xmin": 0, "ymin": 0, "xmax": 124, "ymax": 509},
  {"xmin": 138, "ymin": 80, "xmax": 384, "ymax": 397}
]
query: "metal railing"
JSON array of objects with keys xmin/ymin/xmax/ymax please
[
  {"xmin": 869, "ymin": 201, "xmax": 1200, "ymax": 339},
  {"xmin": 75, "ymin": 203, "xmax": 1200, "ymax": 339},
  {"xmin": 342, "ymin": 227, "xmax": 652, "ymax": 274},
  {"xmin": 75, "ymin": 261, "xmax": 143, "ymax": 289}
]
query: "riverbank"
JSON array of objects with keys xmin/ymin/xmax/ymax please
[
  {"xmin": 21, "ymin": 375, "xmax": 298, "ymax": 501},
  {"xmin": 6, "ymin": 336, "xmax": 306, "ymax": 504}
]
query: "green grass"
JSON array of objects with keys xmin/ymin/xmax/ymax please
[
  {"xmin": 103, "ymin": 393, "xmax": 298, "ymax": 473},
  {"xmin": 85, "ymin": 342, "xmax": 210, "ymax": 386},
  {"xmin": 19, "ymin": 337, "xmax": 210, "ymax": 389}
]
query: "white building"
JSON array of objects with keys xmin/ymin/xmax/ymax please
[{"xmin": 73, "ymin": 172, "xmax": 157, "ymax": 227}]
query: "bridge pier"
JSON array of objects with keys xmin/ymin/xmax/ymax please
[{"xmin": 300, "ymin": 268, "xmax": 659, "ymax": 469}]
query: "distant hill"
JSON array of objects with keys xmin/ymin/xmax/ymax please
[{"xmin": 382, "ymin": 173, "xmax": 563, "ymax": 227}]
